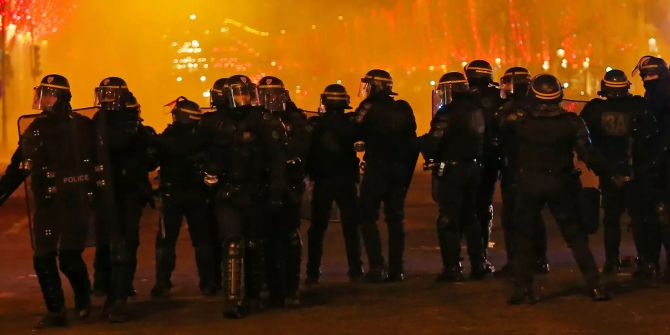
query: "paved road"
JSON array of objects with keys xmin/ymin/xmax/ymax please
[{"xmin": 0, "ymin": 174, "xmax": 669, "ymax": 334}]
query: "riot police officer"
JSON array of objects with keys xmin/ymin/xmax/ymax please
[
  {"xmin": 502, "ymin": 74, "xmax": 610, "ymax": 304},
  {"xmin": 464, "ymin": 60, "xmax": 501, "ymax": 274},
  {"xmin": 581, "ymin": 69, "xmax": 659, "ymax": 276},
  {"xmin": 421, "ymin": 72, "xmax": 488, "ymax": 281},
  {"xmin": 306, "ymin": 84, "xmax": 363, "ymax": 284},
  {"xmin": 257, "ymin": 76, "xmax": 310, "ymax": 307},
  {"xmin": 92, "ymin": 77, "xmax": 157, "ymax": 322},
  {"xmin": 355, "ymin": 69, "xmax": 418, "ymax": 282},
  {"xmin": 0, "ymin": 75, "xmax": 95, "ymax": 328},
  {"xmin": 198, "ymin": 75, "xmax": 286, "ymax": 318},
  {"xmin": 634, "ymin": 56, "xmax": 670, "ymax": 280},
  {"xmin": 497, "ymin": 67, "xmax": 549, "ymax": 275},
  {"xmin": 151, "ymin": 97, "xmax": 218, "ymax": 298}
]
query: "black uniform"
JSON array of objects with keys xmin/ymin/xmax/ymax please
[
  {"xmin": 501, "ymin": 103, "xmax": 604, "ymax": 298},
  {"xmin": 198, "ymin": 104, "xmax": 286, "ymax": 317},
  {"xmin": 581, "ymin": 96, "xmax": 659, "ymax": 272},
  {"xmin": 306, "ymin": 108, "xmax": 363, "ymax": 282},
  {"xmin": 499, "ymin": 98, "xmax": 548, "ymax": 272},
  {"xmin": 355, "ymin": 93, "xmax": 418, "ymax": 280},
  {"xmin": 644, "ymin": 75, "xmax": 670, "ymax": 275},
  {"xmin": 265, "ymin": 101, "xmax": 310, "ymax": 306},
  {"xmin": 153, "ymin": 122, "xmax": 218, "ymax": 295},
  {"xmin": 421, "ymin": 92, "xmax": 487, "ymax": 280},
  {"xmin": 470, "ymin": 82, "xmax": 503, "ymax": 258},
  {"xmin": 0, "ymin": 110, "xmax": 96, "ymax": 326},
  {"xmin": 93, "ymin": 106, "xmax": 157, "ymax": 316}
]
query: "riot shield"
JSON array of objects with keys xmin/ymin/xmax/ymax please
[{"xmin": 17, "ymin": 110, "xmax": 101, "ymax": 253}]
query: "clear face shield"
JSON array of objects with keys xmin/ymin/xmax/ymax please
[
  {"xmin": 210, "ymin": 88, "xmax": 226, "ymax": 107},
  {"xmin": 228, "ymin": 83, "xmax": 259, "ymax": 108},
  {"xmin": 259, "ymin": 87, "xmax": 288, "ymax": 111},
  {"xmin": 94, "ymin": 86, "xmax": 126, "ymax": 111},
  {"xmin": 500, "ymin": 75, "xmax": 530, "ymax": 100},
  {"xmin": 431, "ymin": 84, "xmax": 453, "ymax": 117},
  {"xmin": 32, "ymin": 86, "xmax": 63, "ymax": 112},
  {"xmin": 358, "ymin": 80, "xmax": 372, "ymax": 99}
]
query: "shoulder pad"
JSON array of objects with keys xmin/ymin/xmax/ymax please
[
  {"xmin": 142, "ymin": 125, "xmax": 157, "ymax": 136},
  {"xmin": 395, "ymin": 99, "xmax": 412, "ymax": 110}
]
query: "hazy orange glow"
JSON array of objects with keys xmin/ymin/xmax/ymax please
[{"xmin": 1, "ymin": 0, "xmax": 668, "ymax": 158}]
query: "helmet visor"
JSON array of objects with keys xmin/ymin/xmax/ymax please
[
  {"xmin": 259, "ymin": 87, "xmax": 288, "ymax": 111},
  {"xmin": 228, "ymin": 83, "xmax": 259, "ymax": 108},
  {"xmin": 32, "ymin": 86, "xmax": 62, "ymax": 111},
  {"xmin": 94, "ymin": 86, "xmax": 125, "ymax": 110}
]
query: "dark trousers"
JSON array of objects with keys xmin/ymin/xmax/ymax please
[
  {"xmin": 359, "ymin": 162, "xmax": 408, "ymax": 274},
  {"xmin": 34, "ymin": 249, "xmax": 91, "ymax": 313},
  {"xmin": 435, "ymin": 163, "xmax": 484, "ymax": 269},
  {"xmin": 266, "ymin": 193, "xmax": 303, "ymax": 301},
  {"xmin": 307, "ymin": 177, "xmax": 363, "ymax": 278},
  {"xmin": 512, "ymin": 172, "xmax": 600, "ymax": 288},
  {"xmin": 155, "ymin": 194, "xmax": 217, "ymax": 290},
  {"xmin": 476, "ymin": 161, "xmax": 499, "ymax": 255},
  {"xmin": 501, "ymin": 172, "xmax": 547, "ymax": 264},
  {"xmin": 95, "ymin": 191, "xmax": 144, "ymax": 307}
]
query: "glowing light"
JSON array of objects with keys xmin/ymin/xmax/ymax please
[
  {"xmin": 311, "ymin": 24, "xmax": 317, "ymax": 30},
  {"xmin": 495, "ymin": 57, "xmax": 502, "ymax": 66},
  {"xmin": 461, "ymin": 61, "xmax": 468, "ymax": 67},
  {"xmin": 280, "ymin": 29, "xmax": 286, "ymax": 34},
  {"xmin": 189, "ymin": 14, "xmax": 197, "ymax": 20},
  {"xmin": 605, "ymin": 66, "xmax": 613, "ymax": 73},
  {"xmin": 176, "ymin": 77, "xmax": 183, "ymax": 82},
  {"xmin": 200, "ymin": 76, "xmax": 207, "ymax": 82},
  {"xmin": 542, "ymin": 61, "xmax": 550, "ymax": 71},
  {"xmin": 270, "ymin": 61, "xmax": 277, "ymax": 67},
  {"xmin": 338, "ymin": 15, "xmax": 344, "ymax": 20},
  {"xmin": 191, "ymin": 40, "xmax": 200, "ymax": 48},
  {"xmin": 441, "ymin": 64, "xmax": 447, "ymax": 71},
  {"xmin": 336, "ymin": 80, "xmax": 342, "ymax": 84},
  {"xmin": 561, "ymin": 59, "xmax": 568, "ymax": 69},
  {"xmin": 430, "ymin": 80, "xmax": 436, "ymax": 86},
  {"xmin": 563, "ymin": 82, "xmax": 570, "ymax": 88},
  {"xmin": 428, "ymin": 65, "xmax": 435, "ymax": 71},
  {"xmin": 203, "ymin": 91, "xmax": 210, "ymax": 98},
  {"xmin": 557, "ymin": 48, "xmax": 565, "ymax": 58},
  {"xmin": 582, "ymin": 60, "xmax": 590, "ymax": 69},
  {"xmin": 649, "ymin": 37, "xmax": 658, "ymax": 52}
]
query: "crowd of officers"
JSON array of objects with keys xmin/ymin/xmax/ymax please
[{"xmin": 2, "ymin": 54, "xmax": 670, "ymax": 329}]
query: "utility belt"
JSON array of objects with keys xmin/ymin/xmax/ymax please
[{"xmin": 424, "ymin": 159, "xmax": 479, "ymax": 177}]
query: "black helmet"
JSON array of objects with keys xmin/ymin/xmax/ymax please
[
  {"xmin": 432, "ymin": 72, "xmax": 469, "ymax": 115},
  {"xmin": 210, "ymin": 77, "xmax": 229, "ymax": 108},
  {"xmin": 32, "ymin": 74, "xmax": 72, "ymax": 112},
  {"xmin": 258, "ymin": 76, "xmax": 289, "ymax": 111},
  {"xmin": 320, "ymin": 84, "xmax": 352, "ymax": 110},
  {"xmin": 95, "ymin": 76, "xmax": 130, "ymax": 111},
  {"xmin": 359, "ymin": 69, "xmax": 396, "ymax": 99},
  {"xmin": 633, "ymin": 56, "xmax": 668, "ymax": 81},
  {"xmin": 529, "ymin": 74, "xmax": 563, "ymax": 104},
  {"xmin": 167, "ymin": 96, "xmax": 201, "ymax": 125},
  {"xmin": 464, "ymin": 60, "xmax": 494, "ymax": 83},
  {"xmin": 226, "ymin": 75, "xmax": 259, "ymax": 108},
  {"xmin": 598, "ymin": 69, "xmax": 631, "ymax": 99},
  {"xmin": 500, "ymin": 67, "xmax": 531, "ymax": 99}
]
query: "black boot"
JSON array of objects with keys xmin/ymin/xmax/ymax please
[
  {"xmin": 532, "ymin": 258, "xmax": 550, "ymax": 275},
  {"xmin": 107, "ymin": 301, "xmax": 128, "ymax": 323},
  {"xmin": 602, "ymin": 258, "xmax": 621, "ymax": 275},
  {"xmin": 435, "ymin": 264, "xmax": 465, "ymax": 283},
  {"xmin": 34, "ymin": 309, "xmax": 67, "ymax": 329},
  {"xmin": 588, "ymin": 284, "xmax": 612, "ymax": 301},
  {"xmin": 360, "ymin": 222, "xmax": 386, "ymax": 281},
  {"xmin": 471, "ymin": 259, "xmax": 495, "ymax": 280},
  {"xmin": 508, "ymin": 285, "xmax": 538, "ymax": 305},
  {"xmin": 93, "ymin": 245, "xmax": 111, "ymax": 297}
]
